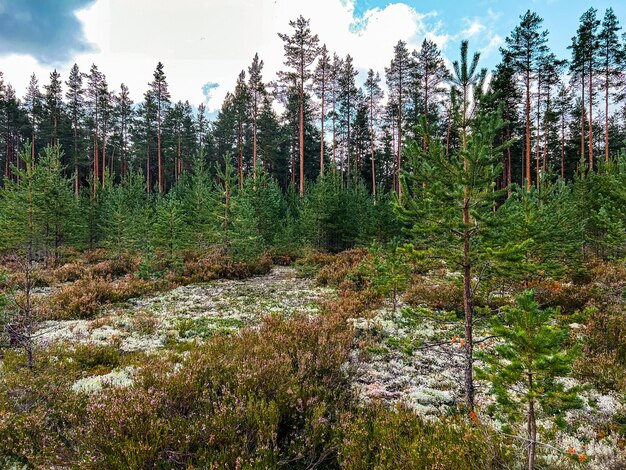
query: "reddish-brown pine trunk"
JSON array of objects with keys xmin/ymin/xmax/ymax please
[
  {"xmin": 102, "ymin": 120, "xmax": 107, "ymax": 188},
  {"xmin": 397, "ymin": 83, "xmax": 403, "ymax": 198},
  {"xmin": 561, "ymin": 111, "xmax": 566, "ymax": 179},
  {"xmin": 146, "ymin": 141, "xmax": 151, "ymax": 193},
  {"xmin": 535, "ymin": 75, "xmax": 541, "ymax": 190},
  {"xmin": 589, "ymin": 61, "xmax": 593, "ymax": 171},
  {"xmin": 93, "ymin": 132, "xmax": 99, "ymax": 191},
  {"xmin": 463, "ymin": 198, "xmax": 474, "ymax": 411},
  {"xmin": 299, "ymin": 95, "xmax": 304, "ymax": 196},
  {"xmin": 238, "ymin": 121, "xmax": 243, "ymax": 189},
  {"xmin": 525, "ymin": 69, "xmax": 531, "ymax": 192},
  {"xmin": 320, "ymin": 80, "xmax": 325, "ymax": 177},
  {"xmin": 581, "ymin": 70, "xmax": 585, "ymax": 167},
  {"xmin": 604, "ymin": 60, "xmax": 609, "ymax": 163},
  {"xmin": 370, "ymin": 94, "xmax": 376, "ymax": 196},
  {"xmin": 423, "ymin": 79, "xmax": 429, "ymax": 152},
  {"xmin": 157, "ymin": 104, "xmax": 163, "ymax": 193},
  {"xmin": 543, "ymin": 87, "xmax": 550, "ymax": 172}
]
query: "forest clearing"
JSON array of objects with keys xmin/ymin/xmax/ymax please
[{"xmin": 1, "ymin": 1, "xmax": 626, "ymax": 468}]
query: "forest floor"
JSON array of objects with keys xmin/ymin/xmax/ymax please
[{"xmin": 29, "ymin": 264, "xmax": 626, "ymax": 468}]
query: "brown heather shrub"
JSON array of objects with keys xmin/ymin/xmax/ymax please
[
  {"xmin": 53, "ymin": 260, "xmax": 87, "ymax": 283},
  {"xmin": 315, "ymin": 248, "xmax": 368, "ymax": 286},
  {"xmin": 574, "ymin": 304, "xmax": 626, "ymax": 392},
  {"xmin": 44, "ymin": 275, "xmax": 154, "ymax": 320},
  {"xmin": 588, "ymin": 260, "xmax": 626, "ymax": 288},
  {"xmin": 90, "ymin": 255, "xmax": 138, "ymax": 279},
  {"xmin": 533, "ymin": 280, "xmax": 599, "ymax": 313},
  {"xmin": 179, "ymin": 250, "xmax": 272, "ymax": 283},
  {"xmin": 294, "ymin": 250, "xmax": 336, "ymax": 278},
  {"xmin": 404, "ymin": 275, "xmax": 464, "ymax": 312},
  {"xmin": 83, "ymin": 249, "xmax": 109, "ymax": 264},
  {"xmin": 8, "ymin": 268, "xmax": 53, "ymax": 288}
]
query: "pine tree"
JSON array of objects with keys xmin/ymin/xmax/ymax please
[
  {"xmin": 554, "ymin": 84, "xmax": 572, "ymax": 178},
  {"xmin": 25, "ymin": 73, "xmax": 43, "ymax": 164},
  {"xmin": 196, "ymin": 103, "xmax": 209, "ymax": 149},
  {"xmin": 598, "ymin": 8, "xmax": 622, "ymax": 162},
  {"xmin": 98, "ymin": 76, "xmax": 112, "ymax": 187},
  {"xmin": 570, "ymin": 8, "xmax": 600, "ymax": 171},
  {"xmin": 412, "ymin": 39, "xmax": 449, "ymax": 150},
  {"xmin": 149, "ymin": 62, "xmax": 171, "ymax": 193},
  {"xmin": 450, "ymin": 41, "xmax": 487, "ymax": 151},
  {"xmin": 65, "ymin": 64, "xmax": 84, "ymax": 195},
  {"xmin": 364, "ymin": 69, "xmax": 383, "ymax": 195},
  {"xmin": 477, "ymin": 291, "xmax": 581, "ymax": 470},
  {"xmin": 278, "ymin": 15, "xmax": 320, "ymax": 197},
  {"xmin": 232, "ymin": 70, "xmax": 250, "ymax": 188},
  {"xmin": 43, "ymin": 70, "xmax": 63, "ymax": 147},
  {"xmin": 385, "ymin": 40, "xmax": 411, "ymax": 196},
  {"xmin": 328, "ymin": 54, "xmax": 343, "ymax": 172},
  {"xmin": 396, "ymin": 110, "xmax": 508, "ymax": 411},
  {"xmin": 313, "ymin": 44, "xmax": 331, "ymax": 176},
  {"xmin": 504, "ymin": 11, "xmax": 548, "ymax": 191},
  {"xmin": 113, "ymin": 83, "xmax": 133, "ymax": 179},
  {"xmin": 248, "ymin": 53, "xmax": 265, "ymax": 183},
  {"xmin": 85, "ymin": 64, "xmax": 105, "ymax": 189},
  {"xmin": 338, "ymin": 55, "xmax": 358, "ymax": 184}
]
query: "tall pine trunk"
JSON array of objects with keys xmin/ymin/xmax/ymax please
[
  {"xmin": 604, "ymin": 59, "xmax": 609, "ymax": 163},
  {"xmin": 589, "ymin": 59, "xmax": 593, "ymax": 171},
  {"xmin": 157, "ymin": 102, "xmax": 163, "ymax": 193},
  {"xmin": 463, "ymin": 199, "xmax": 474, "ymax": 411},
  {"xmin": 320, "ymin": 80, "xmax": 325, "ymax": 177},
  {"xmin": 525, "ymin": 68, "xmax": 531, "ymax": 192}
]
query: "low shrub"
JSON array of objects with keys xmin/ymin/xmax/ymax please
[
  {"xmin": 337, "ymin": 403, "xmax": 513, "ymax": 469},
  {"xmin": 179, "ymin": 250, "xmax": 272, "ymax": 283},
  {"xmin": 315, "ymin": 248, "xmax": 368, "ymax": 286},
  {"xmin": 574, "ymin": 304, "xmax": 626, "ymax": 392},
  {"xmin": 404, "ymin": 276, "xmax": 464, "ymax": 312},
  {"xmin": 44, "ymin": 275, "xmax": 153, "ymax": 320},
  {"xmin": 90, "ymin": 255, "xmax": 138, "ymax": 279},
  {"xmin": 53, "ymin": 260, "xmax": 87, "ymax": 283}
]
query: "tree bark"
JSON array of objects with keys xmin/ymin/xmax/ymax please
[
  {"xmin": 525, "ymin": 68, "xmax": 531, "ymax": 192},
  {"xmin": 463, "ymin": 199, "xmax": 474, "ymax": 411}
]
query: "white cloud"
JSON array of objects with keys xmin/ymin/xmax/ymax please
[{"xmin": 0, "ymin": 0, "xmax": 447, "ymax": 112}]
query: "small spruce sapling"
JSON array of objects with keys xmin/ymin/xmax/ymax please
[{"xmin": 476, "ymin": 290, "xmax": 582, "ymax": 470}]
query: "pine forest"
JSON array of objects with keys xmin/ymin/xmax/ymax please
[{"xmin": 1, "ymin": 4, "xmax": 626, "ymax": 469}]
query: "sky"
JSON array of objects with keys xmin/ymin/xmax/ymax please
[{"xmin": 0, "ymin": 0, "xmax": 624, "ymax": 116}]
